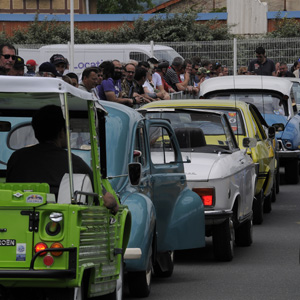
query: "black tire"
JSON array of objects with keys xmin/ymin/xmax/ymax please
[
  {"xmin": 263, "ymin": 192, "xmax": 272, "ymax": 213},
  {"xmin": 212, "ymin": 218, "xmax": 234, "ymax": 262},
  {"xmin": 235, "ymin": 218, "xmax": 253, "ymax": 247},
  {"xmin": 252, "ymin": 191, "xmax": 264, "ymax": 225},
  {"xmin": 127, "ymin": 250, "xmax": 152, "ymax": 297},
  {"xmin": 153, "ymin": 251, "xmax": 174, "ymax": 278},
  {"xmin": 276, "ymin": 167, "xmax": 280, "ymax": 194},
  {"xmin": 285, "ymin": 158, "xmax": 299, "ymax": 184}
]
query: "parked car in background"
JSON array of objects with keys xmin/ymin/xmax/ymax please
[
  {"xmin": 139, "ymin": 101, "xmax": 257, "ymax": 262},
  {"xmin": 101, "ymin": 100, "xmax": 205, "ymax": 297},
  {"xmin": 172, "ymin": 99, "xmax": 276, "ymax": 224},
  {"xmin": 200, "ymin": 75, "xmax": 300, "ymax": 184}
]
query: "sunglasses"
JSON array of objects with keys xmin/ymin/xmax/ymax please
[{"xmin": 1, "ymin": 54, "xmax": 16, "ymax": 60}]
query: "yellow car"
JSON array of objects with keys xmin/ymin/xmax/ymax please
[{"xmin": 139, "ymin": 99, "xmax": 276, "ymax": 225}]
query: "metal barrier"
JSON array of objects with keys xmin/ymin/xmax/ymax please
[{"xmin": 16, "ymin": 37, "xmax": 300, "ymax": 75}]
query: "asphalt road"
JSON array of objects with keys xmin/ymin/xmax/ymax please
[{"xmin": 124, "ymin": 181, "xmax": 300, "ymax": 300}]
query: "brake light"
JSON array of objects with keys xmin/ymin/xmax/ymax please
[
  {"xmin": 35, "ymin": 242, "xmax": 48, "ymax": 256},
  {"xmin": 192, "ymin": 188, "xmax": 215, "ymax": 206},
  {"xmin": 50, "ymin": 242, "xmax": 64, "ymax": 257}
]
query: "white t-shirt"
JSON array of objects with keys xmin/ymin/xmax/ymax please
[{"xmin": 143, "ymin": 72, "xmax": 162, "ymax": 92}]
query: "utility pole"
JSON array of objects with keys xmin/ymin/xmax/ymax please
[
  {"xmin": 213, "ymin": 0, "xmax": 215, "ymax": 11},
  {"xmin": 283, "ymin": 0, "xmax": 287, "ymax": 11}
]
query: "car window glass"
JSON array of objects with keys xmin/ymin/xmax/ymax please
[
  {"xmin": 249, "ymin": 107, "xmax": 267, "ymax": 141},
  {"xmin": 145, "ymin": 111, "xmax": 237, "ymax": 152},
  {"xmin": 134, "ymin": 126, "xmax": 147, "ymax": 167},
  {"xmin": 291, "ymin": 82, "xmax": 300, "ymax": 107},
  {"xmin": 207, "ymin": 92, "xmax": 287, "ymax": 116},
  {"xmin": 8, "ymin": 124, "xmax": 38, "ymax": 150},
  {"xmin": 149, "ymin": 126, "xmax": 175, "ymax": 164}
]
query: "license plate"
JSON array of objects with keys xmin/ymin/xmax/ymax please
[{"xmin": 0, "ymin": 239, "xmax": 16, "ymax": 246}]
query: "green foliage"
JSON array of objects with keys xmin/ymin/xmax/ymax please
[
  {"xmin": 267, "ymin": 13, "xmax": 300, "ymax": 38},
  {"xmin": 97, "ymin": 0, "xmax": 153, "ymax": 14},
  {"xmin": 1, "ymin": 11, "xmax": 233, "ymax": 44},
  {"xmin": 210, "ymin": 7, "xmax": 227, "ymax": 13}
]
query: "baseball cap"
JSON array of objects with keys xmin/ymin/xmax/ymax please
[
  {"xmin": 197, "ymin": 67, "xmax": 209, "ymax": 75},
  {"xmin": 14, "ymin": 56, "xmax": 25, "ymax": 69},
  {"xmin": 147, "ymin": 57, "xmax": 159, "ymax": 64},
  {"xmin": 50, "ymin": 54, "xmax": 66, "ymax": 66},
  {"xmin": 158, "ymin": 60, "xmax": 169, "ymax": 69},
  {"xmin": 26, "ymin": 59, "xmax": 38, "ymax": 67},
  {"xmin": 39, "ymin": 62, "xmax": 62, "ymax": 77}
]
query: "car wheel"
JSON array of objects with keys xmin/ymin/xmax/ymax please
[
  {"xmin": 235, "ymin": 218, "xmax": 253, "ymax": 247},
  {"xmin": 285, "ymin": 158, "xmax": 299, "ymax": 184},
  {"xmin": 212, "ymin": 218, "xmax": 234, "ymax": 262},
  {"xmin": 252, "ymin": 190, "xmax": 264, "ymax": 225},
  {"xmin": 263, "ymin": 192, "xmax": 272, "ymax": 213},
  {"xmin": 153, "ymin": 251, "xmax": 174, "ymax": 278},
  {"xmin": 276, "ymin": 168, "xmax": 280, "ymax": 194},
  {"xmin": 127, "ymin": 248, "xmax": 152, "ymax": 297}
]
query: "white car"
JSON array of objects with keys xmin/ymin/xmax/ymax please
[
  {"xmin": 140, "ymin": 104, "xmax": 257, "ymax": 262},
  {"xmin": 200, "ymin": 75, "xmax": 300, "ymax": 184}
]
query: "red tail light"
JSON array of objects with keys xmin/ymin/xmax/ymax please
[
  {"xmin": 50, "ymin": 242, "xmax": 64, "ymax": 257},
  {"xmin": 35, "ymin": 242, "xmax": 48, "ymax": 256},
  {"xmin": 192, "ymin": 188, "xmax": 215, "ymax": 206},
  {"xmin": 43, "ymin": 254, "xmax": 54, "ymax": 267}
]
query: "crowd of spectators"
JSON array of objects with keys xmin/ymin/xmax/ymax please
[{"xmin": 1, "ymin": 43, "xmax": 299, "ymax": 108}]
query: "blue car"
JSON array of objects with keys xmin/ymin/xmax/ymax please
[
  {"xmin": 101, "ymin": 101, "xmax": 205, "ymax": 297},
  {"xmin": 200, "ymin": 75, "xmax": 300, "ymax": 185}
]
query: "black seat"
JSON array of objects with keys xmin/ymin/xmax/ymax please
[{"xmin": 175, "ymin": 128, "xmax": 206, "ymax": 148}]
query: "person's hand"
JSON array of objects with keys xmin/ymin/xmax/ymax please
[{"xmin": 103, "ymin": 192, "xmax": 119, "ymax": 214}]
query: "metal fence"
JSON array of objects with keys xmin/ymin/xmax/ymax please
[
  {"xmin": 161, "ymin": 37, "xmax": 300, "ymax": 74},
  {"xmin": 16, "ymin": 37, "xmax": 300, "ymax": 74}
]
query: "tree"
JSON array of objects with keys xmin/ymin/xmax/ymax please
[{"xmin": 97, "ymin": 0, "xmax": 154, "ymax": 14}]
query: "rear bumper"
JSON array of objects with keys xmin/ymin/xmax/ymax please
[
  {"xmin": 0, "ymin": 247, "xmax": 77, "ymax": 279},
  {"xmin": 205, "ymin": 209, "xmax": 233, "ymax": 225}
]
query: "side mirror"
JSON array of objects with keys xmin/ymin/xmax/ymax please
[
  {"xmin": 242, "ymin": 137, "xmax": 257, "ymax": 149},
  {"xmin": 268, "ymin": 126, "xmax": 276, "ymax": 139},
  {"xmin": 128, "ymin": 162, "xmax": 142, "ymax": 186},
  {"xmin": 272, "ymin": 123, "xmax": 285, "ymax": 132}
]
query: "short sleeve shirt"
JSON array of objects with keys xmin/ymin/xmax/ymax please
[
  {"xmin": 248, "ymin": 58, "xmax": 276, "ymax": 76},
  {"xmin": 97, "ymin": 78, "xmax": 121, "ymax": 100},
  {"xmin": 164, "ymin": 67, "xmax": 180, "ymax": 91}
]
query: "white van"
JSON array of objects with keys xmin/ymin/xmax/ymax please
[{"xmin": 18, "ymin": 43, "xmax": 182, "ymax": 73}]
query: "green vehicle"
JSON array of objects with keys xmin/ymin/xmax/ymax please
[{"xmin": 0, "ymin": 77, "xmax": 132, "ymax": 300}]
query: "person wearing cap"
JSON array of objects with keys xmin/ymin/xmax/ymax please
[
  {"xmin": 195, "ymin": 67, "xmax": 209, "ymax": 89},
  {"xmin": 25, "ymin": 59, "xmax": 38, "ymax": 76},
  {"xmin": 0, "ymin": 43, "xmax": 16, "ymax": 72},
  {"xmin": 50, "ymin": 54, "xmax": 67, "ymax": 76},
  {"xmin": 37, "ymin": 62, "xmax": 62, "ymax": 77},
  {"xmin": 7, "ymin": 56, "xmax": 25, "ymax": 76}
]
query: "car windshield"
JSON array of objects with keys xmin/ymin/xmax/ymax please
[
  {"xmin": 145, "ymin": 110, "xmax": 238, "ymax": 153},
  {"xmin": 206, "ymin": 92, "xmax": 288, "ymax": 117}
]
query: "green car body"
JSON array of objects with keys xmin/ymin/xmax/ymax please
[{"xmin": 0, "ymin": 77, "xmax": 132, "ymax": 299}]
